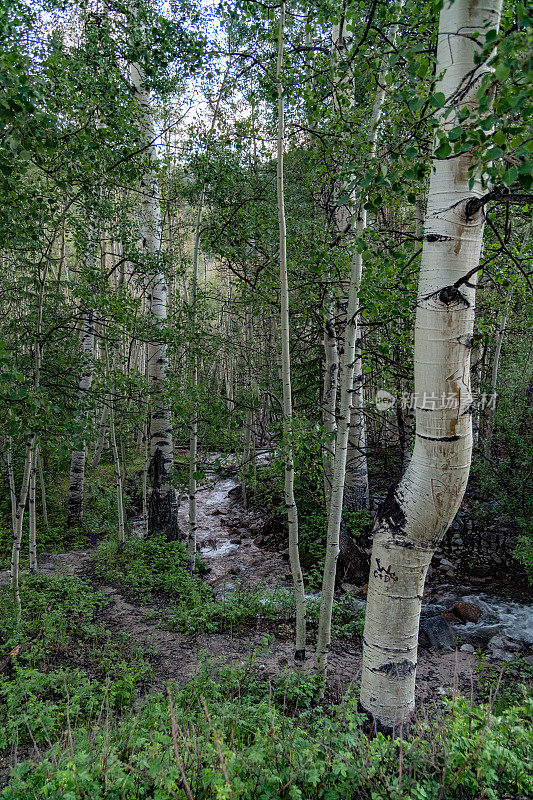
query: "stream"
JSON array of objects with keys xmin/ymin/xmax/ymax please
[{"xmin": 132, "ymin": 456, "xmax": 532, "ymax": 657}]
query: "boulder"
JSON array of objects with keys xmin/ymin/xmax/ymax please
[
  {"xmin": 451, "ymin": 601, "xmax": 482, "ymax": 623},
  {"xmin": 460, "ymin": 643, "xmax": 475, "ymax": 653},
  {"xmin": 419, "ymin": 615, "xmax": 456, "ymax": 650}
]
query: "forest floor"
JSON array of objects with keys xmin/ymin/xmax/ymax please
[{"xmin": 0, "ymin": 463, "xmax": 483, "ymax": 708}]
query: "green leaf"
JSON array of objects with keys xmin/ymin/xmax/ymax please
[{"xmin": 434, "ymin": 141, "xmax": 452, "ymax": 159}]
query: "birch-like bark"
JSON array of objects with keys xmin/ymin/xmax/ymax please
[
  {"xmin": 322, "ymin": 309, "xmax": 339, "ymax": 508},
  {"xmin": 360, "ymin": 0, "xmax": 503, "ymax": 733},
  {"xmin": 315, "ymin": 4, "xmax": 403, "ymax": 673},
  {"xmin": 5, "ymin": 437, "xmax": 16, "ymax": 533},
  {"xmin": 11, "ymin": 434, "xmax": 35, "ymax": 621},
  {"xmin": 67, "ymin": 309, "xmax": 95, "ymax": 525},
  {"xmin": 188, "ymin": 189, "xmax": 202, "ymax": 568},
  {"xmin": 130, "ymin": 56, "xmax": 179, "ymax": 539},
  {"xmin": 277, "ymin": 1, "xmax": 307, "ymax": 660},
  {"xmin": 28, "ymin": 444, "xmax": 37, "ymax": 571},
  {"xmin": 36, "ymin": 445, "xmax": 48, "ymax": 529},
  {"xmin": 90, "ymin": 405, "xmax": 109, "ymax": 468},
  {"xmin": 109, "ymin": 404, "xmax": 125, "ymax": 547}
]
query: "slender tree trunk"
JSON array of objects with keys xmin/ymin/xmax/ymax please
[
  {"xmin": 315, "ymin": 3, "xmax": 403, "ymax": 674},
  {"xmin": 188, "ymin": 189, "xmax": 203, "ymax": 569},
  {"xmin": 68, "ymin": 310, "xmax": 95, "ymax": 525},
  {"xmin": 322, "ymin": 309, "xmax": 339, "ymax": 509},
  {"xmin": 360, "ymin": 0, "xmax": 503, "ymax": 733},
  {"xmin": 484, "ymin": 224, "xmax": 530, "ymax": 456},
  {"xmin": 5, "ymin": 437, "xmax": 17, "ymax": 533},
  {"xmin": 36, "ymin": 445, "xmax": 48, "ymax": 529},
  {"xmin": 11, "ymin": 434, "xmax": 35, "ymax": 622},
  {"xmin": 343, "ymin": 5, "xmax": 404, "ymax": 512},
  {"xmin": 28, "ymin": 444, "xmax": 37, "ymax": 571},
  {"xmin": 109, "ymin": 405, "xmax": 125, "ymax": 547},
  {"xmin": 277, "ymin": 1, "xmax": 307, "ymax": 661},
  {"xmin": 130, "ymin": 57, "xmax": 179, "ymax": 539},
  {"xmin": 91, "ymin": 405, "xmax": 109, "ymax": 468}
]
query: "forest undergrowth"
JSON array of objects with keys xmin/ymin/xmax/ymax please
[{"xmin": 0, "ymin": 459, "xmax": 531, "ymax": 799}]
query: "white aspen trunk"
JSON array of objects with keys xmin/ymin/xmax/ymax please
[
  {"xmin": 130, "ymin": 57, "xmax": 179, "ymax": 539},
  {"xmin": 277, "ymin": 1, "xmax": 307, "ymax": 661},
  {"xmin": 322, "ymin": 308, "xmax": 339, "ymax": 509},
  {"xmin": 11, "ymin": 434, "xmax": 35, "ymax": 621},
  {"xmin": 109, "ymin": 406, "xmax": 125, "ymax": 547},
  {"xmin": 188, "ymin": 189, "xmax": 203, "ymax": 569},
  {"xmin": 142, "ymin": 420, "xmax": 149, "ymax": 537},
  {"xmin": 5, "ymin": 437, "xmax": 17, "ymax": 533},
  {"xmin": 360, "ymin": 0, "xmax": 503, "ymax": 733},
  {"xmin": 36, "ymin": 445, "xmax": 48, "ymax": 529},
  {"xmin": 90, "ymin": 405, "xmax": 110, "ymax": 469},
  {"xmin": 28, "ymin": 444, "xmax": 37, "ymax": 571},
  {"xmin": 315, "ymin": 4, "xmax": 403, "ymax": 673},
  {"xmin": 241, "ymin": 308, "xmax": 255, "ymax": 508},
  {"xmin": 343, "ymin": 5, "xmax": 404, "ymax": 512},
  {"xmin": 68, "ymin": 310, "xmax": 95, "ymax": 525}
]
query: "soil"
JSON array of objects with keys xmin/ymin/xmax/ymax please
[{"xmin": 1, "ymin": 464, "xmax": 483, "ymax": 710}]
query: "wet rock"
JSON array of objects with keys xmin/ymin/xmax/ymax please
[
  {"xmin": 228, "ymin": 528, "xmax": 242, "ymax": 537},
  {"xmin": 419, "ymin": 615, "xmax": 456, "ymax": 650},
  {"xmin": 488, "ymin": 635, "xmax": 522, "ymax": 653},
  {"xmin": 254, "ymin": 535, "xmax": 265, "ymax": 547},
  {"xmin": 460, "ymin": 643, "xmax": 475, "ymax": 653},
  {"xmin": 227, "ymin": 566, "xmax": 241, "ymax": 576},
  {"xmin": 452, "ymin": 602, "xmax": 482, "ymax": 623},
  {"xmin": 229, "ymin": 537, "xmax": 242, "ymax": 545},
  {"xmin": 458, "ymin": 624, "xmax": 502, "ymax": 648},
  {"xmin": 441, "ymin": 611, "xmax": 462, "ymax": 624}
]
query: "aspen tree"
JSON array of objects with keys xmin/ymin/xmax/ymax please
[
  {"xmin": 11, "ymin": 433, "xmax": 35, "ymax": 622},
  {"xmin": 28, "ymin": 445, "xmax": 37, "ymax": 571},
  {"xmin": 130, "ymin": 47, "xmax": 179, "ymax": 539},
  {"xmin": 277, "ymin": 0, "xmax": 307, "ymax": 660},
  {"xmin": 315, "ymin": 1, "xmax": 404, "ymax": 674},
  {"xmin": 36, "ymin": 445, "xmax": 48, "ymax": 529},
  {"xmin": 67, "ymin": 309, "xmax": 95, "ymax": 525},
  {"xmin": 188, "ymin": 53, "xmax": 232, "ymax": 568},
  {"xmin": 360, "ymin": 0, "xmax": 504, "ymax": 733}
]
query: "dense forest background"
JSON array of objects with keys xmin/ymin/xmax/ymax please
[{"xmin": 0, "ymin": 0, "xmax": 531, "ymax": 797}]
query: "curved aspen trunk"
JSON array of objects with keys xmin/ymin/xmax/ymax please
[
  {"xmin": 68, "ymin": 310, "xmax": 95, "ymax": 525},
  {"xmin": 11, "ymin": 434, "xmax": 35, "ymax": 621},
  {"xmin": 277, "ymin": 1, "xmax": 307, "ymax": 661},
  {"xmin": 130, "ymin": 59, "xmax": 179, "ymax": 540},
  {"xmin": 315, "ymin": 4, "xmax": 403, "ymax": 674},
  {"xmin": 360, "ymin": 0, "xmax": 503, "ymax": 733},
  {"xmin": 28, "ymin": 445, "xmax": 37, "ymax": 571}
]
